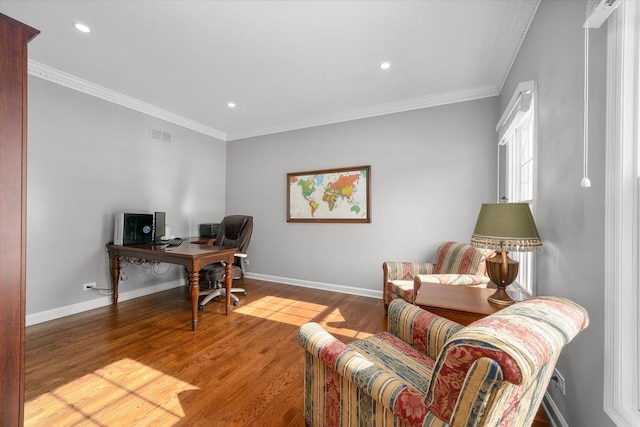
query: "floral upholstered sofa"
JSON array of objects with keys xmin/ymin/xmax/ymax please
[
  {"xmin": 383, "ymin": 241, "xmax": 495, "ymax": 310},
  {"xmin": 297, "ymin": 297, "xmax": 588, "ymax": 427}
]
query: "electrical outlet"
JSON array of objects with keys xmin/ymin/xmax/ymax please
[
  {"xmin": 553, "ymin": 369, "xmax": 566, "ymax": 395},
  {"xmin": 82, "ymin": 282, "xmax": 96, "ymax": 291}
]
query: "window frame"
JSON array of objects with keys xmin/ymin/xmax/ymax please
[
  {"xmin": 603, "ymin": 1, "xmax": 640, "ymax": 425},
  {"xmin": 497, "ymin": 81, "xmax": 537, "ymax": 295}
]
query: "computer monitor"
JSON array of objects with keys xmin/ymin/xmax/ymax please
[
  {"xmin": 114, "ymin": 213, "xmax": 154, "ymax": 245},
  {"xmin": 154, "ymin": 211, "xmax": 166, "ymax": 241}
]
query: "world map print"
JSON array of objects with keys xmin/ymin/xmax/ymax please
[{"xmin": 288, "ymin": 167, "xmax": 370, "ymax": 222}]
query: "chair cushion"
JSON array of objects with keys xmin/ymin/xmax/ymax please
[
  {"xmin": 434, "ymin": 241, "xmax": 493, "ymax": 275},
  {"xmin": 349, "ymin": 333, "xmax": 435, "ymax": 394},
  {"xmin": 349, "ymin": 332, "xmax": 435, "ymax": 423},
  {"xmin": 415, "ymin": 273, "xmax": 490, "ymax": 287}
]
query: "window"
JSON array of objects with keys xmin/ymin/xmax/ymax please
[
  {"xmin": 604, "ymin": 1, "xmax": 640, "ymax": 425},
  {"xmin": 497, "ymin": 81, "xmax": 536, "ymax": 294}
]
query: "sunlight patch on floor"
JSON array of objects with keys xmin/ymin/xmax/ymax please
[
  {"xmin": 235, "ymin": 296, "xmax": 373, "ymax": 339},
  {"xmin": 25, "ymin": 358, "xmax": 198, "ymax": 426},
  {"xmin": 235, "ymin": 295, "xmax": 327, "ymax": 326}
]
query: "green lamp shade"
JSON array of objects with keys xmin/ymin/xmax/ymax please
[{"xmin": 471, "ymin": 203, "xmax": 541, "ymax": 252}]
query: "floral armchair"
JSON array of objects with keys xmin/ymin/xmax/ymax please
[
  {"xmin": 297, "ymin": 297, "xmax": 589, "ymax": 427},
  {"xmin": 383, "ymin": 241, "xmax": 495, "ymax": 310}
]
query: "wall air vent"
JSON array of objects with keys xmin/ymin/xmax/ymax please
[{"xmin": 150, "ymin": 128, "xmax": 171, "ymax": 143}]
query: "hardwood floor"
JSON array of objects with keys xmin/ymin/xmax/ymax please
[
  {"xmin": 24, "ymin": 279, "xmax": 385, "ymax": 426},
  {"xmin": 25, "ymin": 278, "xmax": 548, "ymax": 426}
]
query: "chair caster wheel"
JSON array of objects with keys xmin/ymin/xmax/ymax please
[
  {"xmin": 233, "ymin": 300, "xmax": 239, "ymax": 306},
  {"xmin": 198, "ymin": 305, "xmax": 205, "ymax": 310},
  {"xmin": 242, "ymin": 291, "xmax": 247, "ymax": 296}
]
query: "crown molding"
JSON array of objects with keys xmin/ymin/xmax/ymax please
[
  {"xmin": 28, "ymin": 60, "xmax": 500, "ymax": 143},
  {"xmin": 26, "ymin": 2, "xmax": 539, "ymax": 144},
  {"xmin": 493, "ymin": 0, "xmax": 541, "ymax": 93},
  {"xmin": 27, "ymin": 60, "xmax": 227, "ymax": 141},
  {"xmin": 226, "ymin": 84, "xmax": 499, "ymax": 141}
]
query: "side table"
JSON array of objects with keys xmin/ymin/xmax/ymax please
[{"xmin": 414, "ymin": 282, "xmax": 530, "ymax": 325}]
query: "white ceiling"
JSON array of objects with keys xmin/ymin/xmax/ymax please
[{"xmin": 1, "ymin": 0, "xmax": 540, "ymax": 141}]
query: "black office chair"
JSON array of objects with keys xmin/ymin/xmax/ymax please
[{"xmin": 198, "ymin": 215, "xmax": 253, "ymax": 310}]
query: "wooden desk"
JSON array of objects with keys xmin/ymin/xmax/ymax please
[
  {"xmin": 414, "ymin": 282, "xmax": 529, "ymax": 326},
  {"xmin": 107, "ymin": 239, "xmax": 236, "ymax": 331}
]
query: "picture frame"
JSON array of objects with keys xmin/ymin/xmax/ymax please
[{"xmin": 287, "ymin": 165, "xmax": 371, "ymax": 223}]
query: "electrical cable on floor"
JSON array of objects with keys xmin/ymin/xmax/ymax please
[{"xmin": 105, "ymin": 254, "xmax": 173, "ymax": 295}]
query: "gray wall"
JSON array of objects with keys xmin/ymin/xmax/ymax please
[
  {"xmin": 226, "ymin": 98, "xmax": 498, "ymax": 295},
  {"xmin": 500, "ymin": 1, "xmax": 611, "ymax": 426},
  {"xmin": 26, "ymin": 77, "xmax": 226, "ymax": 315}
]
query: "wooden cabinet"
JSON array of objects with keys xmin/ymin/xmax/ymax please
[{"xmin": 0, "ymin": 13, "xmax": 39, "ymax": 426}]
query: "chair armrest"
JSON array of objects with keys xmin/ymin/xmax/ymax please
[
  {"xmin": 426, "ymin": 297, "xmax": 589, "ymax": 424},
  {"xmin": 296, "ymin": 322, "xmax": 430, "ymax": 425},
  {"xmin": 387, "ymin": 299, "xmax": 462, "ymax": 360},
  {"xmin": 383, "ymin": 261, "xmax": 435, "ymax": 283}
]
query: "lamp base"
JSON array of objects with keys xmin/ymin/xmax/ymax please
[
  {"xmin": 487, "ymin": 287, "xmax": 515, "ymax": 306},
  {"xmin": 485, "ymin": 249, "xmax": 519, "ymax": 306}
]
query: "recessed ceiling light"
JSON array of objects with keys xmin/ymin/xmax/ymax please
[
  {"xmin": 73, "ymin": 22, "xmax": 91, "ymax": 33},
  {"xmin": 380, "ymin": 62, "xmax": 391, "ymax": 70},
  {"xmin": 227, "ymin": 102, "xmax": 236, "ymax": 108}
]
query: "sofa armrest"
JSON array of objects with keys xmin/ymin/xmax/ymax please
[
  {"xmin": 383, "ymin": 261, "xmax": 435, "ymax": 284},
  {"xmin": 387, "ymin": 299, "xmax": 462, "ymax": 360},
  {"xmin": 296, "ymin": 322, "xmax": 430, "ymax": 425}
]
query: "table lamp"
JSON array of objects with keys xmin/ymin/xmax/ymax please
[{"xmin": 470, "ymin": 203, "xmax": 542, "ymax": 305}]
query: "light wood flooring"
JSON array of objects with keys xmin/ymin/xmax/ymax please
[
  {"xmin": 24, "ymin": 278, "xmax": 549, "ymax": 426},
  {"xmin": 24, "ymin": 278, "xmax": 384, "ymax": 426}
]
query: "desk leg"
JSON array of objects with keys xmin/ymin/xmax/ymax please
[
  {"xmin": 189, "ymin": 271, "xmax": 199, "ymax": 331},
  {"xmin": 225, "ymin": 262, "xmax": 232, "ymax": 315},
  {"xmin": 109, "ymin": 255, "xmax": 120, "ymax": 305}
]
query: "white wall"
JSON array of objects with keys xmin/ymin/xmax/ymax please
[
  {"xmin": 226, "ymin": 98, "xmax": 498, "ymax": 295},
  {"xmin": 26, "ymin": 77, "xmax": 227, "ymax": 317},
  {"xmin": 500, "ymin": 1, "xmax": 611, "ymax": 426}
]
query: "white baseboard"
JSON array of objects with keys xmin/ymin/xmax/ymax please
[
  {"xmin": 245, "ymin": 272, "xmax": 383, "ymax": 300},
  {"xmin": 543, "ymin": 392, "xmax": 568, "ymax": 427},
  {"xmin": 26, "ymin": 279, "xmax": 185, "ymax": 326},
  {"xmin": 27, "ymin": 274, "xmax": 382, "ymax": 326}
]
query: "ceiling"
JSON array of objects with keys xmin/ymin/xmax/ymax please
[{"xmin": 0, "ymin": 0, "xmax": 540, "ymax": 141}]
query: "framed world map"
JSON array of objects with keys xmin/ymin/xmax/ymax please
[{"xmin": 287, "ymin": 165, "xmax": 371, "ymax": 223}]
